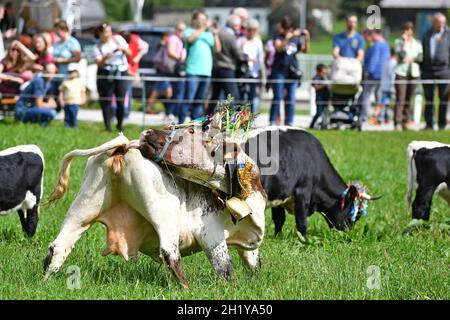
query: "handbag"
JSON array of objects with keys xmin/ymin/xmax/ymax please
[
  {"xmin": 153, "ymin": 45, "xmax": 177, "ymax": 75},
  {"xmin": 287, "ymin": 57, "xmax": 303, "ymax": 80}
]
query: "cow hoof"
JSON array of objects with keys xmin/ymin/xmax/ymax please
[
  {"xmin": 43, "ymin": 246, "xmax": 55, "ymax": 275},
  {"xmin": 162, "ymin": 249, "xmax": 189, "ymax": 289},
  {"xmin": 403, "ymin": 219, "xmax": 427, "ymax": 235}
]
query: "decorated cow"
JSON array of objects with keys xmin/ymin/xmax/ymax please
[{"xmin": 44, "ymin": 135, "xmax": 265, "ymax": 288}]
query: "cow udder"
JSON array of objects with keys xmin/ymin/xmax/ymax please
[{"xmin": 97, "ymin": 205, "xmax": 158, "ymax": 261}]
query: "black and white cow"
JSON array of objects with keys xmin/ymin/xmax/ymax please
[
  {"xmin": 407, "ymin": 141, "xmax": 450, "ymax": 221},
  {"xmin": 243, "ymin": 127, "xmax": 378, "ymax": 238},
  {"xmin": 0, "ymin": 145, "xmax": 44, "ymax": 237}
]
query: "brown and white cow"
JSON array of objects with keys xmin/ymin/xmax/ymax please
[
  {"xmin": 44, "ymin": 134, "xmax": 265, "ymax": 288},
  {"xmin": 138, "ymin": 126, "xmax": 267, "ymax": 222}
]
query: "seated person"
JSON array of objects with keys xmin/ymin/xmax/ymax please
[
  {"xmin": 15, "ymin": 64, "xmax": 57, "ymax": 126},
  {"xmin": 0, "ymin": 40, "xmax": 34, "ymax": 100}
]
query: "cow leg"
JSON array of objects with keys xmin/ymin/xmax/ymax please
[
  {"xmin": 17, "ymin": 205, "xmax": 39, "ymax": 238},
  {"xmin": 272, "ymin": 207, "xmax": 286, "ymax": 236},
  {"xmin": 237, "ymin": 248, "xmax": 261, "ymax": 272},
  {"xmin": 204, "ymin": 241, "xmax": 233, "ymax": 281},
  {"xmin": 412, "ymin": 184, "xmax": 438, "ymax": 221},
  {"xmin": 294, "ymin": 190, "xmax": 311, "ymax": 240},
  {"xmin": 44, "ymin": 190, "xmax": 104, "ymax": 278},
  {"xmin": 161, "ymin": 247, "xmax": 189, "ymax": 289},
  {"xmin": 127, "ymin": 203, "xmax": 188, "ymax": 288},
  {"xmin": 195, "ymin": 219, "xmax": 233, "ymax": 281}
]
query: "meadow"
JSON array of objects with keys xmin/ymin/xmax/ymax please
[{"xmin": 0, "ymin": 120, "xmax": 449, "ymax": 300}]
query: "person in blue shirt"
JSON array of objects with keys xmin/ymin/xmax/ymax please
[
  {"xmin": 15, "ymin": 64, "xmax": 58, "ymax": 126},
  {"xmin": 333, "ymin": 15, "xmax": 365, "ymax": 62},
  {"xmin": 359, "ymin": 29, "xmax": 390, "ymax": 125}
]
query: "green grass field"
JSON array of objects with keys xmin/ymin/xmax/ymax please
[{"xmin": 0, "ymin": 120, "xmax": 449, "ymax": 300}]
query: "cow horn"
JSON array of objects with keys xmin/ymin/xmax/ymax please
[{"xmin": 361, "ymin": 193, "xmax": 383, "ymax": 201}]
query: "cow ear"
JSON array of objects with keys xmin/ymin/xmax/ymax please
[{"xmin": 344, "ymin": 185, "xmax": 359, "ymax": 207}]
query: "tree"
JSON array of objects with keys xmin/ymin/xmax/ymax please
[
  {"xmin": 339, "ymin": 0, "xmax": 381, "ymax": 18},
  {"xmin": 101, "ymin": 0, "xmax": 132, "ymax": 22}
]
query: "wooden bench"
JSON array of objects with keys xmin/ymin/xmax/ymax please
[{"xmin": 0, "ymin": 97, "xmax": 17, "ymax": 121}]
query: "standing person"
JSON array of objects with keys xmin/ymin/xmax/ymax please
[
  {"xmin": 0, "ymin": 2, "xmax": 5, "ymax": 61},
  {"xmin": 51, "ymin": 20, "xmax": 81, "ymax": 109},
  {"xmin": 309, "ymin": 64, "xmax": 330, "ymax": 129},
  {"xmin": 180, "ymin": 10, "xmax": 221, "ymax": 124},
  {"xmin": 148, "ymin": 33, "xmax": 172, "ymax": 116},
  {"xmin": 207, "ymin": 14, "xmax": 244, "ymax": 115},
  {"xmin": 333, "ymin": 15, "xmax": 365, "ymax": 62},
  {"xmin": 0, "ymin": 2, "xmax": 16, "ymax": 43},
  {"xmin": 166, "ymin": 22, "xmax": 187, "ymax": 121},
  {"xmin": 359, "ymin": 29, "xmax": 390, "ymax": 126},
  {"xmin": 370, "ymin": 47, "xmax": 397, "ymax": 125},
  {"xmin": 421, "ymin": 12, "xmax": 450, "ymax": 130},
  {"xmin": 264, "ymin": 23, "xmax": 282, "ymax": 93},
  {"xmin": 93, "ymin": 23, "xmax": 131, "ymax": 132},
  {"xmin": 393, "ymin": 22, "xmax": 423, "ymax": 131},
  {"xmin": 270, "ymin": 16, "xmax": 310, "ymax": 126},
  {"xmin": 230, "ymin": 7, "xmax": 249, "ymax": 47},
  {"xmin": 120, "ymin": 31, "xmax": 149, "ymax": 118},
  {"xmin": 242, "ymin": 19, "xmax": 264, "ymax": 113},
  {"xmin": 59, "ymin": 64, "xmax": 86, "ymax": 129}
]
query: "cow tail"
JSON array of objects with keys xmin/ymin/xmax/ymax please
[
  {"xmin": 45, "ymin": 135, "xmax": 129, "ymax": 206},
  {"xmin": 406, "ymin": 144, "xmax": 417, "ymax": 208},
  {"xmin": 45, "ymin": 154, "xmax": 75, "ymax": 206}
]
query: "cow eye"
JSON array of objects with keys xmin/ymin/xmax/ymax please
[
  {"xmin": 189, "ymin": 128, "xmax": 195, "ymax": 134},
  {"xmin": 211, "ymin": 150, "xmax": 216, "ymax": 157}
]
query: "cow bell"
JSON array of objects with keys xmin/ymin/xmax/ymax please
[{"xmin": 226, "ymin": 197, "xmax": 252, "ymax": 222}]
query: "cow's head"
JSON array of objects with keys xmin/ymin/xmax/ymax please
[
  {"xmin": 139, "ymin": 126, "xmax": 240, "ymax": 170},
  {"xmin": 324, "ymin": 182, "xmax": 380, "ymax": 231}
]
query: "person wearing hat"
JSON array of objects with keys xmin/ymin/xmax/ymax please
[{"xmin": 59, "ymin": 63, "xmax": 86, "ymax": 128}]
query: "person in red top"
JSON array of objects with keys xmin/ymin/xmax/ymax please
[
  {"xmin": 31, "ymin": 33, "xmax": 54, "ymax": 71},
  {"xmin": 120, "ymin": 31, "xmax": 149, "ymax": 117}
]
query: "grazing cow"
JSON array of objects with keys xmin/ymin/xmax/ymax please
[
  {"xmin": 243, "ymin": 127, "xmax": 380, "ymax": 237},
  {"xmin": 407, "ymin": 141, "xmax": 450, "ymax": 221},
  {"xmin": 138, "ymin": 125, "xmax": 379, "ymax": 239},
  {"xmin": 44, "ymin": 135, "xmax": 264, "ymax": 288},
  {"xmin": 0, "ymin": 145, "xmax": 44, "ymax": 237}
]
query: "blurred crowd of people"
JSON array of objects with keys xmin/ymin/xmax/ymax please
[
  {"xmin": 1, "ymin": 0, "xmax": 450, "ymax": 131},
  {"xmin": 147, "ymin": 8, "xmax": 310, "ymax": 126},
  {"xmin": 311, "ymin": 13, "xmax": 450, "ymax": 131}
]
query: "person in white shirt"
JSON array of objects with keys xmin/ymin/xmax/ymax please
[
  {"xmin": 93, "ymin": 23, "xmax": 131, "ymax": 132},
  {"xmin": 242, "ymin": 19, "xmax": 264, "ymax": 113}
]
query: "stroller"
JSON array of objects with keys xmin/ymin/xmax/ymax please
[{"xmin": 321, "ymin": 58, "xmax": 363, "ymax": 130}]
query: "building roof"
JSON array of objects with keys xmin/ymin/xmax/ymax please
[{"xmin": 380, "ymin": 0, "xmax": 450, "ymax": 8}]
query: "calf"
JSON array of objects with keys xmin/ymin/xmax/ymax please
[
  {"xmin": 407, "ymin": 141, "xmax": 450, "ymax": 221},
  {"xmin": 0, "ymin": 145, "xmax": 44, "ymax": 237}
]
